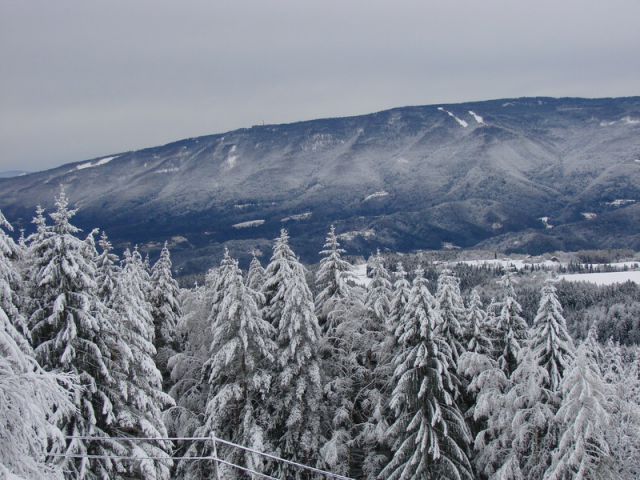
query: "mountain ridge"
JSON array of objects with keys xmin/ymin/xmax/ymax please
[{"xmin": 2, "ymin": 96, "xmax": 640, "ymax": 275}]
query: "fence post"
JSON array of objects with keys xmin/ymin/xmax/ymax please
[{"xmin": 211, "ymin": 433, "xmax": 220, "ymax": 480}]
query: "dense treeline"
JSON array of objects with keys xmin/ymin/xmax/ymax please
[{"xmin": 1, "ymin": 190, "xmax": 640, "ymax": 479}]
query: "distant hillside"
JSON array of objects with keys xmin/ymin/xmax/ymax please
[
  {"xmin": 1, "ymin": 96, "xmax": 640, "ymax": 275},
  {"xmin": 0, "ymin": 170, "xmax": 29, "ymax": 178}
]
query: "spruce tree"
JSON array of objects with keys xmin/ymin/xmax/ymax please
[
  {"xmin": 315, "ymin": 225, "xmax": 355, "ymax": 330},
  {"xmin": 1, "ymin": 219, "xmax": 75, "ymax": 480},
  {"xmin": 381, "ymin": 268, "xmax": 473, "ymax": 480},
  {"xmin": 185, "ymin": 256, "xmax": 275, "ymax": 479},
  {"xmin": 436, "ymin": 268, "xmax": 467, "ymax": 366},
  {"xmin": 150, "ymin": 242, "xmax": 182, "ymax": 386},
  {"xmin": 262, "ymin": 229, "xmax": 299, "ymax": 329},
  {"xmin": 530, "ymin": 278, "xmax": 575, "ymax": 392},
  {"xmin": 364, "ymin": 250, "xmax": 392, "ymax": 324},
  {"xmin": 27, "ymin": 190, "xmax": 128, "ymax": 479},
  {"xmin": 465, "ymin": 288, "xmax": 492, "ymax": 356},
  {"xmin": 545, "ymin": 341, "xmax": 613, "ymax": 479},
  {"xmin": 474, "ymin": 348, "xmax": 555, "ymax": 478},
  {"xmin": 110, "ymin": 248, "xmax": 174, "ymax": 479},
  {"xmin": 246, "ymin": 251, "xmax": 266, "ymax": 292},
  {"xmin": 495, "ymin": 274, "xmax": 528, "ymax": 376},
  {"xmin": 264, "ymin": 233, "xmax": 323, "ymax": 478}
]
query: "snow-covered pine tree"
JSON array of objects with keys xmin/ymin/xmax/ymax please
[
  {"xmin": 95, "ymin": 232, "xmax": 120, "ymax": 308},
  {"xmin": 457, "ymin": 289, "xmax": 494, "ymax": 439},
  {"xmin": 262, "ymin": 229, "xmax": 299, "ymax": 329},
  {"xmin": 602, "ymin": 342, "xmax": 640, "ymax": 479},
  {"xmin": 495, "ymin": 274, "xmax": 528, "ymax": 376},
  {"xmin": 315, "ymin": 225, "xmax": 355, "ymax": 330},
  {"xmin": 1, "ymin": 231, "xmax": 75, "ymax": 480},
  {"xmin": 27, "ymin": 190, "xmax": 128, "ymax": 479},
  {"xmin": 109, "ymin": 248, "xmax": 174, "ymax": 480},
  {"xmin": 545, "ymin": 340, "xmax": 613, "ymax": 480},
  {"xmin": 184, "ymin": 255, "xmax": 275, "ymax": 480},
  {"xmin": 246, "ymin": 251, "xmax": 266, "ymax": 293},
  {"xmin": 364, "ymin": 250, "xmax": 392, "ymax": 324},
  {"xmin": 474, "ymin": 348, "xmax": 555, "ymax": 479},
  {"xmin": 464, "ymin": 288, "xmax": 492, "ymax": 356},
  {"xmin": 165, "ymin": 277, "xmax": 213, "ymax": 453},
  {"xmin": 0, "ymin": 210, "xmax": 29, "ymax": 343},
  {"xmin": 381, "ymin": 268, "xmax": 473, "ymax": 480},
  {"xmin": 530, "ymin": 278, "xmax": 575, "ymax": 392},
  {"xmin": 358, "ymin": 262, "xmax": 409, "ymax": 479},
  {"xmin": 150, "ymin": 242, "xmax": 182, "ymax": 386},
  {"xmin": 318, "ymin": 278, "xmax": 369, "ymax": 477},
  {"xmin": 435, "ymin": 268, "xmax": 467, "ymax": 365},
  {"xmin": 373, "ymin": 261, "xmax": 412, "ymax": 396},
  {"xmin": 264, "ymin": 234, "xmax": 323, "ymax": 479}
]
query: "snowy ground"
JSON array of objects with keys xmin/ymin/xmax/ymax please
[
  {"xmin": 559, "ymin": 271, "xmax": 640, "ymax": 286},
  {"xmin": 352, "ymin": 263, "xmax": 371, "ymax": 287}
]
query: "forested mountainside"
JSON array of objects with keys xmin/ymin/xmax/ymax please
[
  {"xmin": 2, "ymin": 191, "xmax": 639, "ymax": 479},
  {"xmin": 1, "ymin": 96, "xmax": 640, "ymax": 275}
]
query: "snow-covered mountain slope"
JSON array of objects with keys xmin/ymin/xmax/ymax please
[{"xmin": 2, "ymin": 96, "xmax": 640, "ymax": 275}]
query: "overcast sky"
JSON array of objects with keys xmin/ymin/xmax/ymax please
[{"xmin": 1, "ymin": 0, "xmax": 639, "ymax": 172}]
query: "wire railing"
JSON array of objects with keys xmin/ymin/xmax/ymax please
[{"xmin": 59, "ymin": 434, "xmax": 355, "ymax": 480}]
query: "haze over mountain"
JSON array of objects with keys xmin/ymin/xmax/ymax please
[{"xmin": 1, "ymin": 96, "xmax": 639, "ymax": 275}]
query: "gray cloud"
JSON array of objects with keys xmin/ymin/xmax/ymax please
[{"xmin": 1, "ymin": 0, "xmax": 639, "ymax": 171}]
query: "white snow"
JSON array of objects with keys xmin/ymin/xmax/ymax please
[
  {"xmin": 539, "ymin": 216, "xmax": 553, "ymax": 229},
  {"xmin": 468, "ymin": 111, "xmax": 485, "ymax": 124},
  {"xmin": 606, "ymin": 199, "xmax": 635, "ymax": 207},
  {"xmin": 582, "ymin": 261, "xmax": 640, "ymax": 270},
  {"xmin": 437, "ymin": 107, "xmax": 468, "ymax": 128},
  {"xmin": 363, "ymin": 191, "xmax": 389, "ymax": 202},
  {"xmin": 225, "ymin": 145, "xmax": 238, "ymax": 169},
  {"xmin": 600, "ymin": 117, "xmax": 640, "ymax": 127},
  {"xmin": 232, "ymin": 219, "xmax": 265, "ymax": 229},
  {"xmin": 351, "ymin": 263, "xmax": 372, "ymax": 287},
  {"xmin": 156, "ymin": 167, "xmax": 180, "ymax": 174},
  {"xmin": 74, "ymin": 156, "xmax": 118, "ymax": 171},
  {"xmin": 337, "ymin": 229, "xmax": 375, "ymax": 241},
  {"xmin": 581, "ymin": 212, "xmax": 597, "ymax": 220},
  {"xmin": 281, "ymin": 212, "xmax": 312, "ymax": 222},
  {"xmin": 559, "ymin": 271, "xmax": 640, "ymax": 286}
]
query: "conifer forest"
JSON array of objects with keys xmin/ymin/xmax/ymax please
[{"xmin": 2, "ymin": 190, "xmax": 640, "ymax": 480}]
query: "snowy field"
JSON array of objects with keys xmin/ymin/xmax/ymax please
[{"xmin": 559, "ymin": 271, "xmax": 640, "ymax": 286}]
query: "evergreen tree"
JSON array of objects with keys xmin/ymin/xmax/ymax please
[
  {"xmin": 165, "ymin": 272, "xmax": 216, "ymax": 454},
  {"xmin": 436, "ymin": 268, "xmax": 467, "ymax": 365},
  {"xmin": 184, "ymin": 256, "xmax": 275, "ymax": 479},
  {"xmin": 381, "ymin": 268, "xmax": 473, "ymax": 480},
  {"xmin": 150, "ymin": 242, "xmax": 182, "ymax": 386},
  {"xmin": 1, "ymin": 242, "xmax": 75, "ymax": 480},
  {"xmin": 602, "ymin": 343, "xmax": 640, "ymax": 479},
  {"xmin": 27, "ymin": 190, "xmax": 129, "ymax": 479},
  {"xmin": 262, "ymin": 229, "xmax": 298, "ymax": 329},
  {"xmin": 364, "ymin": 250, "xmax": 392, "ymax": 324},
  {"xmin": 530, "ymin": 278, "xmax": 575, "ymax": 392},
  {"xmin": 95, "ymin": 232, "xmax": 120, "ymax": 308},
  {"xmin": 319, "ymin": 286, "xmax": 368, "ymax": 477},
  {"xmin": 246, "ymin": 251, "xmax": 266, "ymax": 293},
  {"xmin": 474, "ymin": 348, "xmax": 555, "ymax": 479},
  {"xmin": 109, "ymin": 249, "xmax": 174, "ymax": 479},
  {"xmin": 264, "ymin": 234, "xmax": 323, "ymax": 478},
  {"xmin": 465, "ymin": 288, "xmax": 492, "ymax": 356},
  {"xmin": 545, "ymin": 341, "xmax": 613, "ymax": 480},
  {"xmin": 495, "ymin": 274, "xmax": 528, "ymax": 376},
  {"xmin": 315, "ymin": 225, "xmax": 355, "ymax": 329}
]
